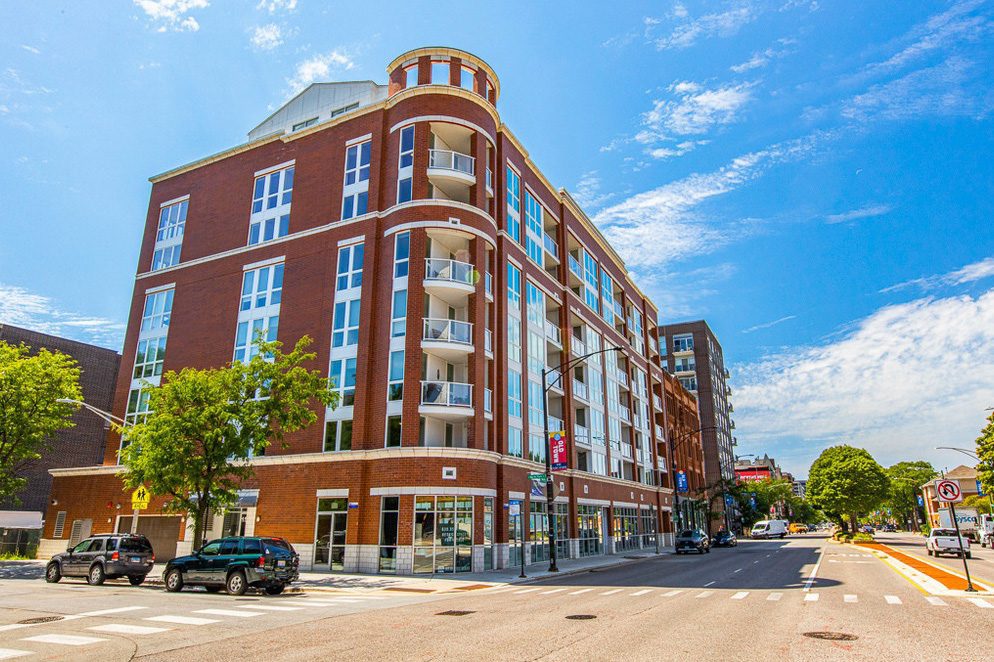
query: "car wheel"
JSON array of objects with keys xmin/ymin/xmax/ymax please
[
  {"xmin": 165, "ymin": 568, "xmax": 184, "ymax": 592},
  {"xmin": 45, "ymin": 563, "xmax": 62, "ymax": 583},
  {"xmin": 128, "ymin": 575, "xmax": 145, "ymax": 586},
  {"xmin": 705, "ymin": 546, "xmax": 710, "ymax": 554},
  {"xmin": 698, "ymin": 547, "xmax": 704, "ymax": 554},
  {"xmin": 87, "ymin": 564, "xmax": 106, "ymax": 586},
  {"xmin": 205, "ymin": 585, "xmax": 223, "ymax": 593},
  {"xmin": 264, "ymin": 584, "xmax": 285, "ymax": 596},
  {"xmin": 226, "ymin": 570, "xmax": 247, "ymax": 596},
  {"xmin": 965, "ymin": 552, "xmax": 972, "ymax": 559}
]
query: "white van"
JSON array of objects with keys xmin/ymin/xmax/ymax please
[{"xmin": 751, "ymin": 520, "xmax": 787, "ymax": 539}]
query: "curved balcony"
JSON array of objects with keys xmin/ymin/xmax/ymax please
[
  {"xmin": 428, "ymin": 148, "xmax": 476, "ymax": 187},
  {"xmin": 419, "ymin": 380, "xmax": 474, "ymax": 420},
  {"xmin": 422, "ymin": 318, "xmax": 474, "ymax": 361},
  {"xmin": 424, "ymin": 257, "xmax": 476, "ymax": 304}
]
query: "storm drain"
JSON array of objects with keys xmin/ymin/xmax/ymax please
[
  {"xmin": 436, "ymin": 610, "xmax": 475, "ymax": 616},
  {"xmin": 803, "ymin": 631, "xmax": 858, "ymax": 641},
  {"xmin": 566, "ymin": 614, "xmax": 597, "ymax": 620},
  {"xmin": 18, "ymin": 616, "xmax": 64, "ymax": 624}
]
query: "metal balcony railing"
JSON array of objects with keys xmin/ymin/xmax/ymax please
[
  {"xmin": 543, "ymin": 232, "xmax": 559, "ymax": 259},
  {"xmin": 484, "ymin": 388, "xmax": 492, "ymax": 413},
  {"xmin": 422, "ymin": 318, "xmax": 473, "ymax": 345},
  {"xmin": 571, "ymin": 337, "xmax": 586, "ymax": 356},
  {"xmin": 484, "ymin": 271, "xmax": 493, "ymax": 298},
  {"xmin": 545, "ymin": 321, "xmax": 562, "ymax": 345},
  {"xmin": 420, "ymin": 380, "xmax": 473, "ymax": 408},
  {"xmin": 568, "ymin": 255, "xmax": 583, "ymax": 280},
  {"xmin": 572, "ymin": 380, "xmax": 589, "ymax": 400},
  {"xmin": 574, "ymin": 425, "xmax": 590, "ymax": 446},
  {"xmin": 424, "ymin": 257, "xmax": 474, "ymax": 285},
  {"xmin": 485, "ymin": 328, "xmax": 493, "ymax": 354},
  {"xmin": 428, "ymin": 148, "xmax": 475, "ymax": 176}
]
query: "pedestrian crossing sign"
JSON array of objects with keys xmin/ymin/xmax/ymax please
[{"xmin": 131, "ymin": 487, "xmax": 151, "ymax": 511}]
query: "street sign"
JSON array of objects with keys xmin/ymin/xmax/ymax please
[
  {"xmin": 527, "ymin": 473, "xmax": 547, "ymax": 480},
  {"xmin": 936, "ymin": 479, "xmax": 963, "ymax": 503},
  {"xmin": 917, "ymin": 494, "xmax": 924, "ymax": 507},
  {"xmin": 508, "ymin": 502, "xmax": 521, "ymax": 517},
  {"xmin": 131, "ymin": 487, "xmax": 150, "ymax": 511},
  {"xmin": 549, "ymin": 430, "xmax": 568, "ymax": 470},
  {"xmin": 348, "ymin": 501, "xmax": 359, "ymax": 509},
  {"xmin": 676, "ymin": 471, "xmax": 688, "ymax": 493}
]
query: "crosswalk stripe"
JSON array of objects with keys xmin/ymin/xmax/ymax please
[
  {"xmin": 884, "ymin": 595, "xmax": 902, "ymax": 605},
  {"xmin": 602, "ymin": 589, "xmax": 623, "ymax": 595},
  {"xmin": 767, "ymin": 593, "xmax": 782, "ymax": 601},
  {"xmin": 272, "ymin": 600, "xmax": 341, "ymax": 607},
  {"xmin": 568, "ymin": 588, "xmax": 593, "ymax": 595},
  {"xmin": 77, "ymin": 606, "xmax": 148, "ymax": 617},
  {"xmin": 968, "ymin": 598, "xmax": 993, "ymax": 609},
  {"xmin": 926, "ymin": 597, "xmax": 947, "ymax": 606},
  {"xmin": 236, "ymin": 605, "xmax": 303, "ymax": 612},
  {"xmin": 0, "ymin": 650, "xmax": 31, "ymax": 660},
  {"xmin": 146, "ymin": 615, "xmax": 219, "ymax": 625},
  {"xmin": 324, "ymin": 598, "xmax": 362, "ymax": 603},
  {"xmin": 804, "ymin": 593, "xmax": 819, "ymax": 602},
  {"xmin": 731, "ymin": 592, "xmax": 749, "ymax": 600},
  {"xmin": 662, "ymin": 590, "xmax": 682, "ymax": 597},
  {"xmin": 88, "ymin": 624, "xmax": 171, "ymax": 635},
  {"xmin": 844, "ymin": 594, "xmax": 858, "ymax": 603},
  {"xmin": 695, "ymin": 591, "xmax": 712, "ymax": 598},
  {"xmin": 631, "ymin": 589, "xmax": 652, "ymax": 596},
  {"xmin": 540, "ymin": 589, "xmax": 566, "ymax": 595},
  {"xmin": 22, "ymin": 634, "xmax": 107, "ymax": 646},
  {"xmin": 195, "ymin": 609, "xmax": 263, "ymax": 618},
  {"xmin": 514, "ymin": 588, "xmax": 541, "ymax": 594}
]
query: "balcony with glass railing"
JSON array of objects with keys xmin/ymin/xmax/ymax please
[
  {"xmin": 484, "ymin": 271, "xmax": 493, "ymax": 301},
  {"xmin": 616, "ymin": 369, "xmax": 629, "ymax": 388},
  {"xmin": 619, "ymin": 407, "xmax": 632, "ymax": 425},
  {"xmin": 424, "ymin": 257, "xmax": 475, "ymax": 303},
  {"xmin": 543, "ymin": 232, "xmax": 559, "ymax": 264},
  {"xmin": 655, "ymin": 424, "xmax": 665, "ymax": 440},
  {"xmin": 544, "ymin": 320, "xmax": 562, "ymax": 347},
  {"xmin": 574, "ymin": 424, "xmax": 590, "ymax": 446},
  {"xmin": 571, "ymin": 335, "xmax": 586, "ymax": 356},
  {"xmin": 428, "ymin": 148, "xmax": 475, "ymax": 181},
  {"xmin": 486, "ymin": 167, "xmax": 493, "ymax": 196},
  {"xmin": 548, "ymin": 416, "xmax": 565, "ymax": 433},
  {"xmin": 484, "ymin": 388, "xmax": 493, "ymax": 415},
  {"xmin": 621, "ymin": 443, "xmax": 633, "ymax": 459},
  {"xmin": 567, "ymin": 254, "xmax": 583, "ymax": 282},
  {"xmin": 652, "ymin": 394, "xmax": 662, "ymax": 411},
  {"xmin": 572, "ymin": 379, "xmax": 589, "ymax": 401},
  {"xmin": 546, "ymin": 369, "xmax": 564, "ymax": 394},
  {"xmin": 422, "ymin": 318, "xmax": 473, "ymax": 361},
  {"xmin": 419, "ymin": 380, "xmax": 474, "ymax": 419},
  {"xmin": 485, "ymin": 328, "xmax": 493, "ymax": 357}
]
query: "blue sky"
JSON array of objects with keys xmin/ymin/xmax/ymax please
[{"xmin": 2, "ymin": 1, "xmax": 993, "ymax": 477}]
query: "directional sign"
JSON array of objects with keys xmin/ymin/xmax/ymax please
[
  {"xmin": 935, "ymin": 479, "xmax": 963, "ymax": 503},
  {"xmin": 527, "ymin": 473, "xmax": 547, "ymax": 480},
  {"xmin": 131, "ymin": 486, "xmax": 151, "ymax": 511}
]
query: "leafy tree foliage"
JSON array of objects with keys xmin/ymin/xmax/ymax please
[
  {"xmin": 0, "ymin": 341, "xmax": 82, "ymax": 504},
  {"xmin": 885, "ymin": 461, "xmax": 936, "ymax": 531},
  {"xmin": 807, "ymin": 445, "xmax": 890, "ymax": 533},
  {"xmin": 977, "ymin": 411, "xmax": 994, "ymax": 497},
  {"xmin": 119, "ymin": 336, "xmax": 336, "ymax": 547}
]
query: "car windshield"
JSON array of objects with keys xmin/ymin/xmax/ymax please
[
  {"xmin": 118, "ymin": 538, "xmax": 152, "ymax": 552},
  {"xmin": 678, "ymin": 530, "xmax": 695, "ymax": 537},
  {"xmin": 263, "ymin": 538, "xmax": 293, "ymax": 552},
  {"xmin": 932, "ymin": 529, "xmax": 957, "ymax": 536}
]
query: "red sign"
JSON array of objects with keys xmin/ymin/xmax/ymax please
[
  {"xmin": 935, "ymin": 479, "xmax": 963, "ymax": 503},
  {"xmin": 550, "ymin": 430, "xmax": 568, "ymax": 471}
]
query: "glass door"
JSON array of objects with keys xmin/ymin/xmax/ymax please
[{"xmin": 314, "ymin": 498, "xmax": 348, "ymax": 570}]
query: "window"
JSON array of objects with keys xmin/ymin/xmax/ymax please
[
  {"xmin": 388, "ymin": 350, "xmax": 404, "ymax": 401},
  {"xmin": 391, "ymin": 289, "xmax": 407, "ymax": 337},
  {"xmin": 152, "ymin": 199, "xmax": 186, "ymax": 270},
  {"xmin": 508, "ymin": 369, "xmax": 522, "ymax": 418},
  {"xmin": 524, "ymin": 191, "xmax": 543, "ymax": 265},
  {"xmin": 583, "ymin": 253, "xmax": 599, "ymax": 313},
  {"xmin": 250, "ymin": 213, "xmax": 289, "ymax": 246},
  {"xmin": 601, "ymin": 271, "xmax": 615, "ymax": 325},
  {"xmin": 507, "ymin": 262, "xmax": 521, "ymax": 306},
  {"xmin": 379, "ymin": 496, "xmax": 400, "ymax": 573},
  {"xmin": 508, "ymin": 426, "xmax": 523, "ymax": 458},
  {"xmin": 291, "ymin": 117, "xmax": 318, "ymax": 132},
  {"xmin": 397, "ymin": 126, "xmax": 414, "ymax": 204},
  {"xmin": 413, "ymin": 495, "xmax": 473, "ymax": 574},
  {"xmin": 431, "ymin": 60, "xmax": 449, "ymax": 84},
  {"xmin": 141, "ymin": 289, "xmax": 174, "ymax": 334},
  {"xmin": 336, "ymin": 243, "xmax": 364, "ymax": 290},
  {"xmin": 679, "ymin": 376, "xmax": 698, "ymax": 391},
  {"xmin": 527, "ymin": 331, "xmax": 544, "ymax": 375},
  {"xmin": 506, "ymin": 166, "xmax": 520, "ymax": 242},
  {"xmin": 672, "ymin": 334, "xmax": 694, "ymax": 352},
  {"xmin": 125, "ymin": 388, "xmax": 151, "ymax": 427},
  {"xmin": 250, "ymin": 166, "xmax": 293, "ymax": 245},
  {"xmin": 528, "ymin": 432, "xmax": 546, "ymax": 463},
  {"xmin": 332, "ymin": 299, "xmax": 361, "ymax": 348},
  {"xmin": 133, "ymin": 336, "xmax": 166, "ymax": 379},
  {"xmin": 394, "ymin": 232, "xmax": 410, "ymax": 277},
  {"xmin": 525, "ymin": 282, "xmax": 544, "ymax": 327},
  {"xmin": 460, "ymin": 66, "xmax": 475, "ymax": 91},
  {"xmin": 527, "ymin": 380, "xmax": 544, "ymax": 428},
  {"xmin": 507, "ymin": 316, "xmax": 521, "ymax": 363},
  {"xmin": 240, "ymin": 263, "xmax": 284, "ymax": 312},
  {"xmin": 342, "ymin": 141, "xmax": 371, "ymax": 220},
  {"xmin": 386, "ymin": 415, "xmax": 402, "ymax": 447},
  {"xmin": 404, "ymin": 65, "xmax": 418, "ymax": 88},
  {"xmin": 323, "ymin": 419, "xmax": 353, "ymax": 452},
  {"xmin": 330, "ymin": 357, "xmax": 357, "ymax": 406},
  {"xmin": 330, "ymin": 102, "xmax": 359, "ymax": 118},
  {"xmin": 234, "ymin": 315, "xmax": 279, "ymax": 363},
  {"xmin": 134, "ymin": 288, "xmax": 173, "ymax": 386}
]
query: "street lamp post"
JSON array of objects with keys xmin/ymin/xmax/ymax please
[
  {"xmin": 668, "ymin": 426, "xmax": 720, "ymax": 534},
  {"xmin": 935, "ymin": 446, "xmax": 994, "ymax": 519},
  {"xmin": 541, "ymin": 346, "xmax": 624, "ymax": 573}
]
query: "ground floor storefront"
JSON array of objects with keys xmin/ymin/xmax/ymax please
[{"xmin": 41, "ymin": 449, "xmax": 677, "ymax": 575}]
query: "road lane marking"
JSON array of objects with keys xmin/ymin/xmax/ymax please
[
  {"xmin": 884, "ymin": 595, "xmax": 902, "ymax": 605},
  {"xmin": 195, "ymin": 609, "xmax": 263, "ymax": 618},
  {"xmin": 0, "ymin": 650, "xmax": 31, "ymax": 660},
  {"xmin": 767, "ymin": 593, "xmax": 782, "ymax": 601},
  {"xmin": 514, "ymin": 588, "xmax": 541, "ymax": 594},
  {"xmin": 803, "ymin": 544, "xmax": 826, "ymax": 592},
  {"xmin": 926, "ymin": 597, "xmax": 947, "ymax": 606},
  {"xmin": 77, "ymin": 606, "xmax": 149, "ymax": 617},
  {"xmin": 601, "ymin": 589, "xmax": 623, "ymax": 595},
  {"xmin": 22, "ymin": 634, "xmax": 107, "ymax": 646},
  {"xmin": 273, "ymin": 600, "xmax": 343, "ymax": 607},
  {"xmin": 539, "ymin": 589, "xmax": 566, "ymax": 595},
  {"xmin": 844, "ymin": 594, "xmax": 858, "ymax": 603},
  {"xmin": 631, "ymin": 589, "xmax": 652, "ymax": 596},
  {"xmin": 968, "ymin": 598, "xmax": 993, "ymax": 609},
  {"xmin": 146, "ymin": 615, "xmax": 219, "ymax": 625},
  {"xmin": 88, "ymin": 624, "xmax": 171, "ymax": 635},
  {"xmin": 804, "ymin": 593, "xmax": 819, "ymax": 602},
  {"xmin": 753, "ymin": 560, "xmax": 759, "ymax": 564},
  {"xmin": 733, "ymin": 568, "xmax": 742, "ymax": 573},
  {"xmin": 568, "ymin": 589, "xmax": 593, "ymax": 595},
  {"xmin": 731, "ymin": 591, "xmax": 749, "ymax": 600},
  {"xmin": 662, "ymin": 590, "xmax": 682, "ymax": 597},
  {"xmin": 237, "ymin": 604, "xmax": 304, "ymax": 612},
  {"xmin": 695, "ymin": 591, "xmax": 712, "ymax": 598},
  {"xmin": 704, "ymin": 581, "xmax": 716, "ymax": 587}
]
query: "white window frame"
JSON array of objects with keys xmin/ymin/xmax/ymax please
[
  {"xmin": 342, "ymin": 140, "xmax": 371, "ymax": 220},
  {"xmin": 249, "ymin": 165, "xmax": 293, "ymax": 245},
  {"xmin": 152, "ymin": 198, "xmax": 187, "ymax": 271},
  {"xmin": 397, "ymin": 126, "xmax": 414, "ymax": 204}
]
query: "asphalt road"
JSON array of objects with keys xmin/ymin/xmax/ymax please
[
  {"xmin": 2, "ymin": 534, "xmax": 991, "ymax": 661},
  {"xmin": 873, "ymin": 530, "xmax": 994, "ymax": 588}
]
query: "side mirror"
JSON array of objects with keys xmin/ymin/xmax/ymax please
[{"xmin": 67, "ymin": 547, "xmax": 73, "ymax": 554}]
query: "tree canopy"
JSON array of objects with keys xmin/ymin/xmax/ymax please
[
  {"xmin": 0, "ymin": 340, "xmax": 82, "ymax": 504},
  {"xmin": 807, "ymin": 445, "xmax": 890, "ymax": 532},
  {"xmin": 977, "ymin": 411, "xmax": 994, "ymax": 496},
  {"xmin": 885, "ymin": 461, "xmax": 936, "ymax": 531},
  {"xmin": 119, "ymin": 336, "xmax": 336, "ymax": 547}
]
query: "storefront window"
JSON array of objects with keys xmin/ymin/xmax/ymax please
[
  {"xmin": 379, "ymin": 496, "xmax": 400, "ymax": 573},
  {"xmin": 529, "ymin": 501, "xmax": 549, "ymax": 563},
  {"xmin": 613, "ymin": 506, "xmax": 639, "ymax": 552},
  {"xmin": 483, "ymin": 497, "xmax": 494, "ymax": 570},
  {"xmin": 413, "ymin": 495, "xmax": 473, "ymax": 573},
  {"xmin": 577, "ymin": 504, "xmax": 602, "ymax": 557}
]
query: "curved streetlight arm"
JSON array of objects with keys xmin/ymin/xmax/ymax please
[
  {"xmin": 56, "ymin": 398, "xmax": 127, "ymax": 426},
  {"xmin": 545, "ymin": 346, "xmax": 624, "ymax": 391},
  {"xmin": 935, "ymin": 446, "xmax": 980, "ymax": 461}
]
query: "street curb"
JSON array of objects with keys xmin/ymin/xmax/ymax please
[{"xmin": 509, "ymin": 553, "xmax": 661, "ymax": 586}]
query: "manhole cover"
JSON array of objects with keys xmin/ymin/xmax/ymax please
[
  {"xmin": 803, "ymin": 631, "xmax": 858, "ymax": 641},
  {"xmin": 436, "ymin": 610, "xmax": 475, "ymax": 616},
  {"xmin": 566, "ymin": 614, "xmax": 597, "ymax": 620},
  {"xmin": 18, "ymin": 616, "xmax": 64, "ymax": 624}
]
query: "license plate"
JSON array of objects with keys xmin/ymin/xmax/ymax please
[
  {"xmin": 130, "ymin": 556, "xmax": 141, "ymax": 563},
  {"xmin": 277, "ymin": 559, "xmax": 286, "ymax": 567}
]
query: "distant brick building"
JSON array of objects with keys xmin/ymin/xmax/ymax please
[
  {"xmin": 734, "ymin": 454, "xmax": 782, "ymax": 482},
  {"xmin": 0, "ymin": 324, "xmax": 120, "ymax": 513}
]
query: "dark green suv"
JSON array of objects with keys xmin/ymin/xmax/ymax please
[{"xmin": 163, "ymin": 536, "xmax": 299, "ymax": 596}]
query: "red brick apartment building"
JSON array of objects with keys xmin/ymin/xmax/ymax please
[{"xmin": 42, "ymin": 48, "xmax": 705, "ymax": 574}]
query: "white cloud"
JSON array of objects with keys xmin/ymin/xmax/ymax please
[
  {"xmin": 257, "ymin": 0, "xmax": 297, "ymax": 12},
  {"xmin": 651, "ymin": 6, "xmax": 756, "ymax": 50},
  {"xmin": 734, "ymin": 289, "xmax": 994, "ymax": 474},
  {"xmin": 286, "ymin": 50, "xmax": 355, "ymax": 96},
  {"xmin": 0, "ymin": 283, "xmax": 125, "ymax": 349},
  {"xmin": 646, "ymin": 140, "xmax": 709, "ymax": 160},
  {"xmin": 644, "ymin": 81, "xmax": 755, "ymax": 136},
  {"xmin": 742, "ymin": 315, "xmax": 796, "ymax": 334},
  {"xmin": 20, "ymin": 45, "xmax": 41, "ymax": 55},
  {"xmin": 133, "ymin": 0, "xmax": 208, "ymax": 32},
  {"xmin": 825, "ymin": 203, "xmax": 892, "ymax": 224},
  {"xmin": 881, "ymin": 257, "xmax": 994, "ymax": 293},
  {"xmin": 867, "ymin": 0, "xmax": 990, "ymax": 74},
  {"xmin": 251, "ymin": 23, "xmax": 283, "ymax": 51},
  {"xmin": 649, "ymin": 262, "xmax": 738, "ymax": 321},
  {"xmin": 730, "ymin": 38, "xmax": 795, "ymax": 73},
  {"xmin": 571, "ymin": 171, "xmax": 616, "ymax": 211}
]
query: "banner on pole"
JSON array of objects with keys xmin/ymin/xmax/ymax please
[{"xmin": 550, "ymin": 430, "xmax": 568, "ymax": 470}]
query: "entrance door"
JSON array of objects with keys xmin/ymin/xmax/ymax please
[{"xmin": 314, "ymin": 498, "xmax": 348, "ymax": 571}]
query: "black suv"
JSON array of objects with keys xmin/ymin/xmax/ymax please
[
  {"xmin": 163, "ymin": 536, "xmax": 299, "ymax": 596},
  {"xmin": 675, "ymin": 529, "xmax": 711, "ymax": 554},
  {"xmin": 711, "ymin": 530, "xmax": 738, "ymax": 548},
  {"xmin": 46, "ymin": 534, "xmax": 155, "ymax": 586}
]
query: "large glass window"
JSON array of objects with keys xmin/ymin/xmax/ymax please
[
  {"xmin": 385, "ymin": 415, "xmax": 402, "ymax": 448},
  {"xmin": 240, "ymin": 264, "xmax": 284, "ymax": 312},
  {"xmin": 336, "ymin": 243, "xmax": 364, "ymax": 291},
  {"xmin": 141, "ymin": 289, "xmax": 174, "ymax": 334},
  {"xmin": 398, "ymin": 126, "xmax": 414, "ymax": 204},
  {"xmin": 413, "ymin": 495, "xmax": 472, "ymax": 573},
  {"xmin": 234, "ymin": 264, "xmax": 282, "ymax": 363},
  {"xmin": 506, "ymin": 167, "xmax": 521, "ymax": 242},
  {"xmin": 601, "ymin": 271, "xmax": 615, "ymax": 325},
  {"xmin": 133, "ymin": 336, "xmax": 167, "ymax": 379},
  {"xmin": 250, "ymin": 166, "xmax": 293, "ymax": 245},
  {"xmin": 314, "ymin": 498, "xmax": 348, "ymax": 571},
  {"xmin": 508, "ymin": 426, "xmax": 523, "ymax": 458},
  {"xmin": 379, "ymin": 496, "xmax": 400, "ymax": 573},
  {"xmin": 529, "ymin": 500, "xmax": 548, "ymax": 563},
  {"xmin": 507, "ymin": 262, "xmax": 521, "ymax": 306},
  {"xmin": 525, "ymin": 282, "xmax": 543, "ymax": 327},
  {"xmin": 577, "ymin": 505, "xmax": 603, "ymax": 557},
  {"xmin": 508, "ymin": 369, "xmax": 522, "ymax": 418},
  {"xmin": 152, "ymin": 199, "xmax": 186, "ymax": 270},
  {"xmin": 524, "ymin": 191, "xmax": 543, "ymax": 265},
  {"xmin": 507, "ymin": 316, "xmax": 521, "ymax": 363},
  {"xmin": 234, "ymin": 316, "xmax": 279, "ymax": 363},
  {"xmin": 460, "ymin": 66, "xmax": 475, "ymax": 91},
  {"xmin": 613, "ymin": 506, "xmax": 640, "ymax": 552},
  {"xmin": 323, "ymin": 419, "xmax": 353, "ymax": 452},
  {"xmin": 430, "ymin": 60, "xmax": 449, "ymax": 85},
  {"xmin": 332, "ymin": 299, "xmax": 361, "ymax": 348},
  {"xmin": 342, "ymin": 141, "xmax": 371, "ymax": 220},
  {"xmin": 394, "ymin": 232, "xmax": 410, "ymax": 278},
  {"xmin": 388, "ymin": 350, "xmax": 404, "ymax": 401},
  {"xmin": 330, "ymin": 358, "xmax": 357, "ymax": 406},
  {"xmin": 391, "ymin": 289, "xmax": 407, "ymax": 337}
]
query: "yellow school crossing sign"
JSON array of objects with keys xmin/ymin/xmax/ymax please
[{"xmin": 131, "ymin": 487, "xmax": 151, "ymax": 511}]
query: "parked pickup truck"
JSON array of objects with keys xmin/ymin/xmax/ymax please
[{"xmin": 926, "ymin": 528, "xmax": 972, "ymax": 558}]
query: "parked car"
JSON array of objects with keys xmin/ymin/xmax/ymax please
[
  {"xmin": 881, "ymin": 523, "xmax": 897, "ymax": 532},
  {"xmin": 788, "ymin": 523, "xmax": 808, "ymax": 534},
  {"xmin": 675, "ymin": 529, "xmax": 711, "ymax": 554},
  {"xmin": 751, "ymin": 520, "xmax": 787, "ymax": 539},
  {"xmin": 711, "ymin": 531, "xmax": 738, "ymax": 547},
  {"xmin": 46, "ymin": 533, "xmax": 155, "ymax": 586},
  {"xmin": 163, "ymin": 536, "xmax": 300, "ymax": 596},
  {"xmin": 926, "ymin": 528, "xmax": 971, "ymax": 558}
]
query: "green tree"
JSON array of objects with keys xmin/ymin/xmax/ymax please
[
  {"xmin": 885, "ymin": 461, "xmax": 936, "ymax": 532},
  {"xmin": 0, "ymin": 341, "xmax": 82, "ymax": 504},
  {"xmin": 807, "ymin": 445, "xmax": 890, "ymax": 533},
  {"xmin": 119, "ymin": 336, "xmax": 336, "ymax": 548},
  {"xmin": 977, "ymin": 411, "xmax": 994, "ymax": 496},
  {"xmin": 960, "ymin": 494, "xmax": 992, "ymax": 515},
  {"xmin": 729, "ymin": 478, "xmax": 796, "ymax": 528}
]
